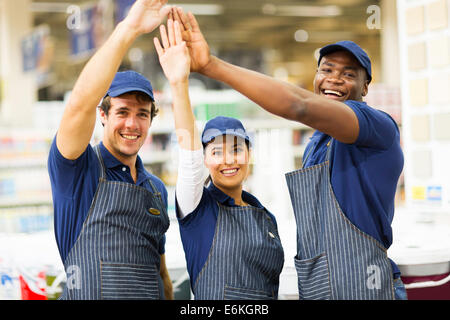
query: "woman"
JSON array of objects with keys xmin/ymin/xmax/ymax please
[{"xmin": 154, "ymin": 18, "xmax": 284, "ymax": 300}]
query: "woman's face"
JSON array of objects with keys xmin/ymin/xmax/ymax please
[{"xmin": 204, "ymin": 135, "xmax": 250, "ymax": 192}]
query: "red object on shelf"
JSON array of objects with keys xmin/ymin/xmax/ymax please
[
  {"xmin": 401, "ymin": 273, "xmax": 450, "ymax": 300},
  {"xmin": 19, "ymin": 273, "xmax": 47, "ymax": 300}
]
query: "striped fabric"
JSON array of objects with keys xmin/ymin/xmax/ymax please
[
  {"xmin": 194, "ymin": 204, "xmax": 284, "ymax": 300},
  {"xmin": 60, "ymin": 145, "xmax": 169, "ymax": 300},
  {"xmin": 285, "ymin": 140, "xmax": 394, "ymax": 300}
]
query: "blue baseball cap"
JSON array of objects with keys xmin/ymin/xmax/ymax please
[
  {"xmin": 105, "ymin": 70, "xmax": 154, "ymax": 101},
  {"xmin": 201, "ymin": 116, "xmax": 251, "ymax": 147},
  {"xmin": 318, "ymin": 40, "xmax": 372, "ymax": 83}
]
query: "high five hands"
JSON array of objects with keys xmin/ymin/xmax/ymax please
[
  {"xmin": 154, "ymin": 19, "xmax": 191, "ymax": 85},
  {"xmin": 123, "ymin": 0, "xmax": 171, "ymax": 37},
  {"xmin": 167, "ymin": 7, "xmax": 212, "ymax": 74}
]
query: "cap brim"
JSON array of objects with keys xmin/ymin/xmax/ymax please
[
  {"xmin": 202, "ymin": 133, "xmax": 251, "ymax": 146},
  {"xmin": 106, "ymin": 87, "xmax": 154, "ymax": 101}
]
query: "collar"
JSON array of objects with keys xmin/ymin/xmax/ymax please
[
  {"xmin": 99, "ymin": 142, "xmax": 150, "ymax": 182},
  {"xmin": 207, "ymin": 183, "xmax": 264, "ymax": 209}
]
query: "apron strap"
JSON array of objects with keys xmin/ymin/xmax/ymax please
[
  {"xmin": 302, "ymin": 137, "xmax": 334, "ymax": 168},
  {"xmin": 325, "ymin": 138, "xmax": 334, "ymax": 162},
  {"xmin": 93, "ymin": 144, "xmax": 107, "ymax": 179},
  {"xmin": 94, "ymin": 144, "xmax": 163, "ymax": 204},
  {"xmin": 147, "ymin": 177, "xmax": 160, "ymax": 195}
]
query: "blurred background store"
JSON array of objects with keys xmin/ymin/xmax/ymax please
[{"xmin": 0, "ymin": 0, "xmax": 449, "ymax": 299}]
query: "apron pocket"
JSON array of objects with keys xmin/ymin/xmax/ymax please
[
  {"xmin": 294, "ymin": 253, "xmax": 331, "ymax": 300},
  {"xmin": 224, "ymin": 285, "xmax": 275, "ymax": 300},
  {"xmin": 101, "ymin": 262, "xmax": 159, "ymax": 300}
]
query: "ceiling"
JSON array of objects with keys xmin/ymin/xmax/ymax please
[{"xmin": 30, "ymin": 0, "xmax": 382, "ymax": 97}]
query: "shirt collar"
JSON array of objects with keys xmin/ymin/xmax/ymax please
[
  {"xmin": 99, "ymin": 142, "xmax": 150, "ymax": 180},
  {"xmin": 207, "ymin": 183, "xmax": 264, "ymax": 208}
]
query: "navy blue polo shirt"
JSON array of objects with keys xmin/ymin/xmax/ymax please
[
  {"xmin": 176, "ymin": 183, "xmax": 279, "ymax": 287},
  {"xmin": 303, "ymin": 100, "xmax": 404, "ymax": 277},
  {"xmin": 48, "ymin": 137, "xmax": 168, "ymax": 264}
]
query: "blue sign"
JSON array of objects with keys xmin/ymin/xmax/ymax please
[
  {"xmin": 70, "ymin": 6, "xmax": 96, "ymax": 58},
  {"xmin": 427, "ymin": 185, "xmax": 442, "ymax": 202},
  {"xmin": 21, "ymin": 27, "xmax": 49, "ymax": 72}
]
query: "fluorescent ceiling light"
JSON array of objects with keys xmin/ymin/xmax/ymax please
[
  {"xmin": 172, "ymin": 3, "xmax": 224, "ymax": 15},
  {"xmin": 31, "ymin": 2, "xmax": 224, "ymax": 16},
  {"xmin": 262, "ymin": 4, "xmax": 342, "ymax": 17}
]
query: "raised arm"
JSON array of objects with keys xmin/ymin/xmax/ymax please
[
  {"xmin": 154, "ymin": 19, "xmax": 204, "ymax": 218},
  {"xmin": 172, "ymin": 7, "xmax": 359, "ymax": 144},
  {"xmin": 153, "ymin": 18, "xmax": 202, "ymax": 151},
  {"xmin": 57, "ymin": 0, "xmax": 170, "ymax": 160}
]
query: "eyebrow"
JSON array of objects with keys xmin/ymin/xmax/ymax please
[
  {"xmin": 321, "ymin": 61, "xmax": 358, "ymax": 71},
  {"xmin": 114, "ymin": 106, "xmax": 150, "ymax": 114}
]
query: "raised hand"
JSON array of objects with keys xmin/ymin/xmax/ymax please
[
  {"xmin": 170, "ymin": 7, "xmax": 211, "ymax": 73},
  {"xmin": 123, "ymin": 0, "xmax": 171, "ymax": 37},
  {"xmin": 154, "ymin": 19, "xmax": 191, "ymax": 85}
]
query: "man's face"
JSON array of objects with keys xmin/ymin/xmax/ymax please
[
  {"xmin": 100, "ymin": 93, "xmax": 152, "ymax": 163},
  {"xmin": 314, "ymin": 50, "xmax": 369, "ymax": 102}
]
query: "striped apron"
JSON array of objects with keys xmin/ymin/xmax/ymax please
[
  {"xmin": 194, "ymin": 203, "xmax": 284, "ymax": 300},
  {"xmin": 285, "ymin": 139, "xmax": 394, "ymax": 300},
  {"xmin": 60, "ymin": 145, "xmax": 169, "ymax": 300}
]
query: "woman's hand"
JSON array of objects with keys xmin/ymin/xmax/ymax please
[{"xmin": 154, "ymin": 19, "xmax": 191, "ymax": 85}]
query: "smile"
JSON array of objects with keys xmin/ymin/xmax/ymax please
[
  {"xmin": 120, "ymin": 133, "xmax": 140, "ymax": 140},
  {"xmin": 322, "ymin": 89, "xmax": 344, "ymax": 97},
  {"xmin": 220, "ymin": 168, "xmax": 239, "ymax": 176}
]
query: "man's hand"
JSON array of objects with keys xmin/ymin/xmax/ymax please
[
  {"xmin": 170, "ymin": 7, "xmax": 211, "ymax": 74},
  {"xmin": 154, "ymin": 19, "xmax": 190, "ymax": 85},
  {"xmin": 123, "ymin": 0, "xmax": 171, "ymax": 37}
]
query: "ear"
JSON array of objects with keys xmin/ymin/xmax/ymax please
[
  {"xmin": 362, "ymin": 80, "xmax": 369, "ymax": 97},
  {"xmin": 98, "ymin": 107, "xmax": 107, "ymax": 126}
]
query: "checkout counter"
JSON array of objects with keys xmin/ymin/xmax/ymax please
[{"xmin": 389, "ymin": 207, "xmax": 450, "ymax": 299}]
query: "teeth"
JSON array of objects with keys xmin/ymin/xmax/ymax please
[
  {"xmin": 324, "ymin": 89, "xmax": 343, "ymax": 97},
  {"xmin": 122, "ymin": 134, "xmax": 138, "ymax": 140},
  {"xmin": 222, "ymin": 169, "xmax": 237, "ymax": 174}
]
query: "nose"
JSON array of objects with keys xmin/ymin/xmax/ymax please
[
  {"xmin": 124, "ymin": 115, "xmax": 138, "ymax": 129},
  {"xmin": 224, "ymin": 152, "xmax": 234, "ymax": 165},
  {"xmin": 326, "ymin": 72, "xmax": 344, "ymax": 84},
  {"xmin": 224, "ymin": 150, "xmax": 239, "ymax": 165}
]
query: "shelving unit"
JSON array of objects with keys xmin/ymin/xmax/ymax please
[{"xmin": 397, "ymin": 0, "xmax": 450, "ymax": 210}]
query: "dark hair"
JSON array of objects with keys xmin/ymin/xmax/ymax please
[{"xmin": 99, "ymin": 91, "xmax": 158, "ymax": 119}]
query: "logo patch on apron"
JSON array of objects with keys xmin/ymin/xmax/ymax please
[{"xmin": 148, "ymin": 208, "xmax": 161, "ymax": 216}]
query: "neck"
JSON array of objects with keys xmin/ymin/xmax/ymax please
[
  {"xmin": 102, "ymin": 141, "xmax": 138, "ymax": 183},
  {"xmin": 215, "ymin": 183, "xmax": 247, "ymax": 207}
]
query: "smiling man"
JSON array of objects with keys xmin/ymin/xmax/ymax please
[
  {"xmin": 47, "ymin": 0, "xmax": 173, "ymax": 300},
  {"xmin": 171, "ymin": 8, "xmax": 406, "ymax": 300}
]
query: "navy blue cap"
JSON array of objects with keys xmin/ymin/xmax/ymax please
[
  {"xmin": 105, "ymin": 70, "xmax": 154, "ymax": 101},
  {"xmin": 201, "ymin": 116, "xmax": 251, "ymax": 147},
  {"xmin": 318, "ymin": 40, "xmax": 372, "ymax": 83}
]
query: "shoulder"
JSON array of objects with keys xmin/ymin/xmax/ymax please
[
  {"xmin": 148, "ymin": 173, "xmax": 167, "ymax": 193},
  {"xmin": 344, "ymin": 101, "xmax": 397, "ymax": 126},
  {"xmin": 48, "ymin": 135, "xmax": 100, "ymax": 195},
  {"xmin": 344, "ymin": 100, "xmax": 400, "ymax": 149},
  {"xmin": 177, "ymin": 186, "xmax": 217, "ymax": 227}
]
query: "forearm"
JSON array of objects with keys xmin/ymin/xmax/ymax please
[
  {"xmin": 57, "ymin": 22, "xmax": 139, "ymax": 159},
  {"xmin": 170, "ymin": 81, "xmax": 202, "ymax": 151},
  {"xmin": 200, "ymin": 56, "xmax": 313, "ymax": 121},
  {"xmin": 68, "ymin": 22, "xmax": 139, "ymax": 112},
  {"xmin": 159, "ymin": 254, "xmax": 174, "ymax": 300}
]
